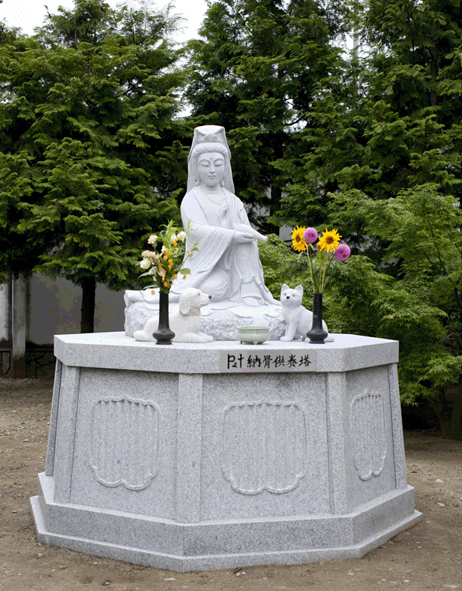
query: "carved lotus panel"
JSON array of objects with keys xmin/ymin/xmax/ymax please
[
  {"xmin": 90, "ymin": 396, "xmax": 160, "ymax": 491},
  {"xmin": 221, "ymin": 400, "xmax": 307, "ymax": 495},
  {"xmin": 351, "ymin": 392, "xmax": 387, "ymax": 481}
]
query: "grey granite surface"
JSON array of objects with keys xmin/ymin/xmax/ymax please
[
  {"xmin": 54, "ymin": 332, "xmax": 398, "ymax": 374},
  {"xmin": 31, "ymin": 483, "xmax": 421, "ymax": 572},
  {"xmin": 32, "ymin": 332, "xmax": 419, "ymax": 572}
]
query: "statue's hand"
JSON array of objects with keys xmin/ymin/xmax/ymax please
[
  {"xmin": 234, "ymin": 224, "xmax": 268, "ymax": 242},
  {"xmin": 233, "ymin": 230, "xmax": 255, "ymax": 244}
]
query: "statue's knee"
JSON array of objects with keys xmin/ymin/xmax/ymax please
[{"xmin": 201, "ymin": 269, "xmax": 229, "ymax": 300}]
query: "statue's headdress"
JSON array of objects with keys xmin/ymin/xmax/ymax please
[{"xmin": 187, "ymin": 125, "xmax": 235, "ymax": 193}]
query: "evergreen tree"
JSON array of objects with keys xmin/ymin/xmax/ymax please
[
  {"xmin": 186, "ymin": 0, "xmax": 345, "ymax": 230},
  {"xmin": 277, "ymin": 0, "xmax": 462, "ymax": 232},
  {"xmin": 270, "ymin": 0, "xmax": 462, "ymax": 437},
  {"xmin": 330, "ymin": 185, "xmax": 462, "ymax": 439},
  {"xmin": 0, "ymin": 0, "xmax": 188, "ymax": 331},
  {"xmin": 342, "ymin": 0, "xmax": 462, "ymax": 437}
]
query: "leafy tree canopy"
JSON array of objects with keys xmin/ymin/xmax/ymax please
[
  {"xmin": 274, "ymin": 0, "xmax": 462, "ymax": 238},
  {"xmin": 258, "ymin": 1, "xmax": 462, "ymax": 438},
  {"xmin": 0, "ymin": 0, "xmax": 190, "ymax": 331},
  {"xmin": 185, "ymin": 0, "xmax": 346, "ymax": 230},
  {"xmin": 329, "ymin": 184, "xmax": 462, "ymax": 439}
]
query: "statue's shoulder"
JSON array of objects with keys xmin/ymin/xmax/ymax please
[
  {"xmin": 184, "ymin": 187, "xmax": 201, "ymax": 200},
  {"xmin": 182, "ymin": 187, "xmax": 242, "ymax": 208},
  {"xmin": 222, "ymin": 187, "xmax": 235, "ymax": 198},
  {"xmin": 183, "ymin": 186, "xmax": 239, "ymax": 201},
  {"xmin": 223, "ymin": 187, "xmax": 243, "ymax": 206},
  {"xmin": 181, "ymin": 187, "xmax": 202, "ymax": 210}
]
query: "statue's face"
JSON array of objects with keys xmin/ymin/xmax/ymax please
[{"xmin": 197, "ymin": 152, "xmax": 225, "ymax": 188}]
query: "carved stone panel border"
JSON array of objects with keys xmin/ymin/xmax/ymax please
[
  {"xmin": 221, "ymin": 401, "xmax": 307, "ymax": 495},
  {"xmin": 90, "ymin": 396, "xmax": 160, "ymax": 491},
  {"xmin": 351, "ymin": 391, "xmax": 387, "ymax": 481}
]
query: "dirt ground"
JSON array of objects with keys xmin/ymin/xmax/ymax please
[{"xmin": 0, "ymin": 378, "xmax": 461, "ymax": 591}]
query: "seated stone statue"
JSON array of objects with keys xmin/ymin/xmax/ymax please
[
  {"xmin": 125, "ymin": 125, "xmax": 283, "ymax": 340},
  {"xmin": 171, "ymin": 125, "xmax": 277, "ymax": 307}
]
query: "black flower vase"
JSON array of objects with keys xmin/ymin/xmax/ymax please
[
  {"xmin": 153, "ymin": 290, "xmax": 175, "ymax": 345},
  {"xmin": 306, "ymin": 293, "xmax": 328, "ymax": 344}
]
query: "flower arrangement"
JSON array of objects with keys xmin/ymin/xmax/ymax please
[
  {"xmin": 291, "ymin": 226, "xmax": 351, "ymax": 293},
  {"xmin": 138, "ymin": 221, "xmax": 197, "ymax": 293}
]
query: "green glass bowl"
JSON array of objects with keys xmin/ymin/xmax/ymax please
[{"xmin": 237, "ymin": 325, "xmax": 270, "ymax": 345}]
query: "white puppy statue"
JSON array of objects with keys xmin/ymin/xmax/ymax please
[{"xmin": 133, "ymin": 288, "xmax": 214, "ymax": 343}]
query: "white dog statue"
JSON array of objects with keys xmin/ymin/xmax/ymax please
[
  {"xmin": 280, "ymin": 283, "xmax": 331, "ymax": 342},
  {"xmin": 133, "ymin": 288, "xmax": 214, "ymax": 343}
]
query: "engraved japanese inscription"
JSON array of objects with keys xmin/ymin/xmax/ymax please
[
  {"xmin": 90, "ymin": 396, "xmax": 160, "ymax": 490},
  {"xmin": 351, "ymin": 392, "xmax": 387, "ymax": 481},
  {"xmin": 221, "ymin": 401, "xmax": 307, "ymax": 494},
  {"xmin": 220, "ymin": 350, "xmax": 316, "ymax": 373}
]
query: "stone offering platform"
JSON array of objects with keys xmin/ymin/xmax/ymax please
[{"xmin": 31, "ymin": 332, "xmax": 421, "ymax": 572}]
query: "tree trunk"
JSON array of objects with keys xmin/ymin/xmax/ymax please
[
  {"xmin": 80, "ymin": 277, "xmax": 96, "ymax": 333},
  {"xmin": 430, "ymin": 26, "xmax": 438, "ymax": 108},
  {"xmin": 446, "ymin": 386, "xmax": 462, "ymax": 440},
  {"xmin": 431, "ymin": 385, "xmax": 462, "ymax": 440},
  {"xmin": 11, "ymin": 276, "xmax": 27, "ymax": 378}
]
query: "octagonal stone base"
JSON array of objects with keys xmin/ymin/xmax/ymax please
[{"xmin": 31, "ymin": 333, "xmax": 421, "ymax": 572}]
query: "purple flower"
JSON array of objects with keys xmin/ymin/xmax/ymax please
[
  {"xmin": 334, "ymin": 243, "xmax": 351, "ymax": 261},
  {"xmin": 303, "ymin": 227, "xmax": 318, "ymax": 243}
]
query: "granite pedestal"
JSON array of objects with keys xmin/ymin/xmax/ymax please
[{"xmin": 31, "ymin": 333, "xmax": 421, "ymax": 572}]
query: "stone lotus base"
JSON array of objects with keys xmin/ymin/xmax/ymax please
[
  {"xmin": 31, "ymin": 333, "xmax": 421, "ymax": 572},
  {"xmin": 124, "ymin": 292, "xmax": 286, "ymax": 341}
]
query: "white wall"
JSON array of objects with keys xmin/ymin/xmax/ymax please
[
  {"xmin": 0, "ymin": 283, "xmax": 10, "ymax": 345},
  {"xmin": 27, "ymin": 274, "xmax": 125, "ymax": 345},
  {"xmin": 279, "ymin": 225, "xmax": 293, "ymax": 242}
]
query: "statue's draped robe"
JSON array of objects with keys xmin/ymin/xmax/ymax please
[{"xmin": 170, "ymin": 187, "xmax": 276, "ymax": 306}]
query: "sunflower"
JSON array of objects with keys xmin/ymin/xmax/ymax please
[
  {"xmin": 292, "ymin": 226, "xmax": 307, "ymax": 252},
  {"xmin": 317, "ymin": 228, "xmax": 341, "ymax": 253}
]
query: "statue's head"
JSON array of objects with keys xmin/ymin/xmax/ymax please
[{"xmin": 187, "ymin": 126, "xmax": 235, "ymax": 193}]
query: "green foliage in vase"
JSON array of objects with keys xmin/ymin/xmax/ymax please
[
  {"xmin": 259, "ymin": 233, "xmax": 392, "ymax": 334},
  {"xmin": 258, "ymin": 234, "xmax": 314, "ymax": 306},
  {"xmin": 0, "ymin": 0, "xmax": 189, "ymax": 331}
]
